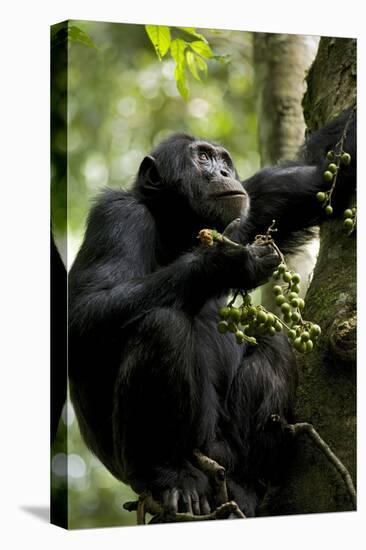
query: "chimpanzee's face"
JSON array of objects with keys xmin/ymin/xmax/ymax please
[
  {"xmin": 137, "ymin": 135, "xmax": 250, "ymax": 231},
  {"xmin": 188, "ymin": 140, "xmax": 250, "ymax": 228}
]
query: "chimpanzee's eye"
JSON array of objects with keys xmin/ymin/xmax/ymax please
[
  {"xmin": 221, "ymin": 153, "xmax": 233, "ymax": 168},
  {"xmin": 199, "ymin": 152, "xmax": 209, "ymax": 161}
]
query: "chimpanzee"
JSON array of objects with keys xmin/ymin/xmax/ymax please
[{"xmin": 68, "ymin": 109, "xmax": 355, "ymax": 518}]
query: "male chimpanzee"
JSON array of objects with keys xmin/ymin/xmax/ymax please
[{"xmin": 68, "ymin": 110, "xmax": 355, "ymax": 518}]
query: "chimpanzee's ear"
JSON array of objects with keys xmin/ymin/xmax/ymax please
[{"xmin": 138, "ymin": 155, "xmax": 161, "ymax": 188}]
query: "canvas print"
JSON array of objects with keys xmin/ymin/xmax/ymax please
[{"xmin": 51, "ymin": 20, "xmax": 356, "ymax": 529}]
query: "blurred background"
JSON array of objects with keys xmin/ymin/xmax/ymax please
[{"xmin": 51, "ymin": 20, "xmax": 261, "ymax": 529}]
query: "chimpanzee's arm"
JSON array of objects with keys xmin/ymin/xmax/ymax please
[
  {"xmin": 242, "ymin": 163, "xmax": 327, "ymax": 251},
  {"xmin": 69, "ymin": 190, "xmax": 278, "ymax": 334},
  {"xmin": 241, "ymin": 111, "xmax": 356, "ymax": 253}
]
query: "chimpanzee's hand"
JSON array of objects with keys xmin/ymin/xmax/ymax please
[
  {"xmin": 220, "ymin": 242, "xmax": 279, "ymax": 291},
  {"xmin": 246, "ymin": 243, "xmax": 280, "ymax": 288}
]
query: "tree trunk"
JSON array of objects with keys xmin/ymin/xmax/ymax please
[
  {"xmin": 266, "ymin": 37, "xmax": 357, "ymax": 516},
  {"xmin": 253, "ymin": 33, "xmax": 319, "ymax": 310},
  {"xmin": 253, "ymin": 33, "xmax": 319, "ymax": 165}
]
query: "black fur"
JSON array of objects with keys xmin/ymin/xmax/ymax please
[{"xmin": 69, "ymin": 110, "xmax": 356, "ymax": 517}]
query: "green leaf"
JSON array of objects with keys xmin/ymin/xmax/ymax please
[
  {"xmin": 177, "ymin": 27, "xmax": 208, "ymax": 43},
  {"xmin": 51, "ymin": 25, "xmax": 97, "ymax": 49},
  {"xmin": 195, "ymin": 55, "xmax": 208, "ymax": 76},
  {"xmin": 190, "ymin": 40, "xmax": 213, "ymax": 59},
  {"xmin": 170, "ymin": 38, "xmax": 186, "ymax": 65},
  {"xmin": 186, "ymin": 51, "xmax": 201, "ymax": 81},
  {"xmin": 68, "ymin": 26, "xmax": 97, "ymax": 49},
  {"xmin": 175, "ymin": 69, "xmax": 189, "ymax": 101},
  {"xmin": 145, "ymin": 25, "xmax": 171, "ymax": 60},
  {"xmin": 170, "ymin": 39, "xmax": 189, "ymax": 100},
  {"xmin": 212, "ymin": 54, "xmax": 231, "ymax": 64}
]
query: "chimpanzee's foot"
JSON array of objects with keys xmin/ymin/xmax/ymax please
[{"xmin": 151, "ymin": 461, "xmax": 213, "ymax": 515}]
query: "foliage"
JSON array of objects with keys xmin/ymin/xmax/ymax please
[
  {"xmin": 51, "ymin": 20, "xmax": 259, "ymax": 262},
  {"xmin": 145, "ymin": 25, "xmax": 228, "ymax": 99},
  {"xmin": 51, "ymin": 24, "xmax": 97, "ymax": 50}
]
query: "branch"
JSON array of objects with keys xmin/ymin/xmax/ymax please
[
  {"xmin": 124, "ymin": 495, "xmax": 245, "ymax": 523},
  {"xmin": 137, "ymin": 495, "xmax": 146, "ymax": 525},
  {"xmin": 193, "ymin": 449, "xmax": 229, "ymax": 504},
  {"xmin": 123, "ymin": 451, "xmax": 246, "ymax": 524},
  {"xmin": 281, "ymin": 418, "xmax": 356, "ymax": 509},
  {"xmin": 123, "ymin": 418, "xmax": 357, "ymax": 523}
]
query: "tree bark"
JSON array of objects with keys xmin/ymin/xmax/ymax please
[
  {"xmin": 253, "ymin": 33, "xmax": 319, "ymax": 310},
  {"xmin": 253, "ymin": 33, "xmax": 319, "ymax": 165},
  {"xmin": 264, "ymin": 37, "xmax": 357, "ymax": 516}
]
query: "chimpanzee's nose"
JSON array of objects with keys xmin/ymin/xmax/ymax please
[{"xmin": 220, "ymin": 169, "xmax": 230, "ymax": 177}]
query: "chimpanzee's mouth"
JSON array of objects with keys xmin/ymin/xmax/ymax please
[{"xmin": 214, "ymin": 190, "xmax": 246, "ymax": 198}]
